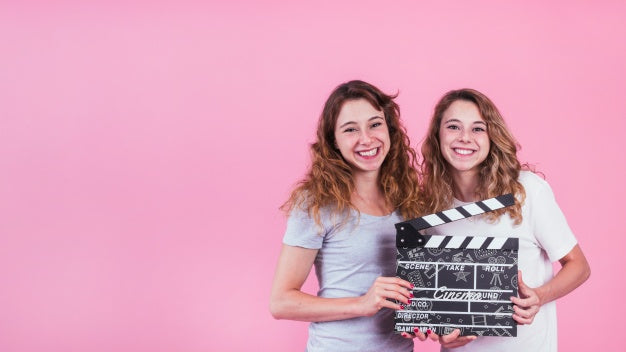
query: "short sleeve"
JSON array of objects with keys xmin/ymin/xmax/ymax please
[
  {"xmin": 525, "ymin": 173, "xmax": 578, "ymax": 262},
  {"xmin": 282, "ymin": 208, "xmax": 325, "ymax": 249}
]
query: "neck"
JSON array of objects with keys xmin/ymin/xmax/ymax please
[
  {"xmin": 352, "ymin": 171, "xmax": 390, "ymax": 215},
  {"xmin": 452, "ymin": 170, "xmax": 480, "ymax": 202},
  {"xmin": 353, "ymin": 171, "xmax": 382, "ymax": 199}
]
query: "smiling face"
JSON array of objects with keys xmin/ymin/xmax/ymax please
[
  {"xmin": 334, "ymin": 99, "xmax": 390, "ymax": 178},
  {"xmin": 438, "ymin": 100, "xmax": 490, "ymax": 179}
]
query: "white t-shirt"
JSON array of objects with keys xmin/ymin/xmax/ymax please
[{"xmin": 424, "ymin": 171, "xmax": 578, "ymax": 352}]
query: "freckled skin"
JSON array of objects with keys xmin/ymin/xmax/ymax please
[
  {"xmin": 334, "ymin": 99, "xmax": 391, "ymax": 177},
  {"xmin": 438, "ymin": 100, "xmax": 490, "ymax": 179}
]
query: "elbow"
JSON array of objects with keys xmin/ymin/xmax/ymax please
[
  {"xmin": 578, "ymin": 253, "xmax": 591, "ymax": 284},
  {"xmin": 270, "ymin": 286, "xmax": 305, "ymax": 320},
  {"xmin": 582, "ymin": 262, "xmax": 591, "ymax": 283},
  {"xmin": 269, "ymin": 297, "xmax": 287, "ymax": 320}
]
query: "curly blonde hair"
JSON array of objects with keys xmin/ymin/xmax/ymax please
[
  {"xmin": 281, "ymin": 80, "xmax": 421, "ymax": 227},
  {"xmin": 419, "ymin": 88, "xmax": 530, "ymax": 224}
]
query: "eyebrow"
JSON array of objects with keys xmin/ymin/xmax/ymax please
[
  {"xmin": 443, "ymin": 118, "xmax": 487, "ymax": 126},
  {"xmin": 338, "ymin": 116, "xmax": 384, "ymax": 129}
]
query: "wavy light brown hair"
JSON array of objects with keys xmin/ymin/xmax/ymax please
[
  {"xmin": 281, "ymin": 80, "xmax": 421, "ymax": 227},
  {"xmin": 419, "ymin": 88, "xmax": 529, "ymax": 224}
]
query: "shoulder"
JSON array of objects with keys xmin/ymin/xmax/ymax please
[
  {"xmin": 287, "ymin": 201, "xmax": 346, "ymax": 231},
  {"xmin": 518, "ymin": 170, "xmax": 550, "ymax": 192},
  {"xmin": 283, "ymin": 205, "xmax": 333, "ymax": 246},
  {"xmin": 518, "ymin": 170, "xmax": 561, "ymax": 212}
]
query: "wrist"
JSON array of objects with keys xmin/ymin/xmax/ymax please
[
  {"xmin": 535, "ymin": 285, "xmax": 549, "ymax": 306},
  {"xmin": 349, "ymin": 295, "xmax": 366, "ymax": 316}
]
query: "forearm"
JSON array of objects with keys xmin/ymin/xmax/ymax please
[
  {"xmin": 536, "ymin": 244, "xmax": 590, "ymax": 305},
  {"xmin": 270, "ymin": 245, "xmax": 411, "ymax": 322},
  {"xmin": 270, "ymin": 289, "xmax": 364, "ymax": 322},
  {"xmin": 270, "ymin": 244, "xmax": 371, "ymax": 322}
]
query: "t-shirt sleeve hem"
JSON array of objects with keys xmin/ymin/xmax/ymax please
[
  {"xmin": 282, "ymin": 239, "xmax": 323, "ymax": 250},
  {"xmin": 546, "ymin": 239, "xmax": 578, "ymax": 262}
]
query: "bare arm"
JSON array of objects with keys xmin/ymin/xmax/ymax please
[
  {"xmin": 541, "ymin": 244, "xmax": 590, "ymax": 302},
  {"xmin": 511, "ymin": 244, "xmax": 590, "ymax": 324},
  {"xmin": 269, "ymin": 244, "xmax": 412, "ymax": 322}
]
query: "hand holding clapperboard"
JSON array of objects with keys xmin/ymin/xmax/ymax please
[{"xmin": 394, "ymin": 194, "xmax": 518, "ymax": 337}]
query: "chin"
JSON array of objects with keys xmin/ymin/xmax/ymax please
[{"xmin": 353, "ymin": 164, "xmax": 383, "ymax": 173}]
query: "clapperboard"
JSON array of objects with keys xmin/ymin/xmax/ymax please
[{"xmin": 394, "ymin": 194, "xmax": 518, "ymax": 337}]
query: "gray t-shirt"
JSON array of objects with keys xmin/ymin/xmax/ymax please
[{"xmin": 283, "ymin": 208, "xmax": 414, "ymax": 352}]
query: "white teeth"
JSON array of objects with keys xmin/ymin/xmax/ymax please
[
  {"xmin": 358, "ymin": 148, "xmax": 378, "ymax": 157},
  {"xmin": 454, "ymin": 148, "xmax": 473, "ymax": 155}
]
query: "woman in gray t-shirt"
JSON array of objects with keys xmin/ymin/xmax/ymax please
[{"xmin": 269, "ymin": 80, "xmax": 424, "ymax": 351}]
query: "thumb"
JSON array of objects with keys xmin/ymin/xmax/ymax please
[
  {"xmin": 440, "ymin": 328, "xmax": 461, "ymax": 343},
  {"xmin": 517, "ymin": 270, "xmax": 530, "ymax": 296}
]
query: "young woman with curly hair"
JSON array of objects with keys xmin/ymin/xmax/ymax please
[
  {"xmin": 418, "ymin": 88, "xmax": 590, "ymax": 351},
  {"xmin": 270, "ymin": 80, "xmax": 423, "ymax": 351}
]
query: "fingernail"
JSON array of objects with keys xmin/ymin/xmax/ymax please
[
  {"xmin": 409, "ymin": 293, "xmax": 414, "ymax": 298},
  {"xmin": 413, "ymin": 327, "xmax": 420, "ymax": 333},
  {"xmin": 426, "ymin": 329, "xmax": 432, "ymax": 335},
  {"xmin": 410, "ymin": 283, "xmax": 415, "ymax": 288},
  {"xmin": 400, "ymin": 305, "xmax": 405, "ymax": 310}
]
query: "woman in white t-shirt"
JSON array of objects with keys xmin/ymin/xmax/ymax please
[
  {"xmin": 417, "ymin": 88, "xmax": 590, "ymax": 351},
  {"xmin": 269, "ymin": 80, "xmax": 425, "ymax": 351}
]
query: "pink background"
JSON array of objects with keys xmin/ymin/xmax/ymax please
[{"xmin": 1, "ymin": 1, "xmax": 624, "ymax": 351}]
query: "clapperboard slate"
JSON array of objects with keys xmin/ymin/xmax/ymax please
[{"xmin": 394, "ymin": 194, "xmax": 518, "ymax": 337}]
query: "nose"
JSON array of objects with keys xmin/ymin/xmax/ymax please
[
  {"xmin": 359, "ymin": 130, "xmax": 373, "ymax": 144},
  {"xmin": 458, "ymin": 128, "xmax": 471, "ymax": 142}
]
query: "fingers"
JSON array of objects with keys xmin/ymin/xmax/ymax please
[
  {"xmin": 373, "ymin": 277, "xmax": 413, "ymax": 304},
  {"xmin": 362, "ymin": 277, "xmax": 414, "ymax": 314},
  {"xmin": 407, "ymin": 328, "xmax": 477, "ymax": 347},
  {"xmin": 438, "ymin": 328, "xmax": 460, "ymax": 343},
  {"xmin": 376, "ymin": 276, "xmax": 413, "ymax": 289},
  {"xmin": 512, "ymin": 303, "xmax": 538, "ymax": 318},
  {"xmin": 516, "ymin": 271, "xmax": 542, "ymax": 304},
  {"xmin": 400, "ymin": 332, "xmax": 415, "ymax": 339},
  {"xmin": 379, "ymin": 297, "xmax": 402, "ymax": 311},
  {"xmin": 510, "ymin": 293, "xmax": 539, "ymax": 309},
  {"xmin": 510, "ymin": 271, "xmax": 541, "ymax": 325},
  {"xmin": 413, "ymin": 328, "xmax": 428, "ymax": 341},
  {"xmin": 410, "ymin": 328, "xmax": 436, "ymax": 342},
  {"xmin": 511, "ymin": 301, "xmax": 539, "ymax": 324},
  {"xmin": 377, "ymin": 277, "xmax": 414, "ymax": 296},
  {"xmin": 441, "ymin": 335, "xmax": 477, "ymax": 348},
  {"xmin": 371, "ymin": 290, "xmax": 405, "ymax": 311},
  {"xmin": 387, "ymin": 288, "xmax": 412, "ymax": 305},
  {"xmin": 399, "ymin": 329, "xmax": 425, "ymax": 341},
  {"xmin": 399, "ymin": 329, "xmax": 438, "ymax": 342},
  {"xmin": 439, "ymin": 329, "xmax": 477, "ymax": 348},
  {"xmin": 380, "ymin": 288, "xmax": 411, "ymax": 308},
  {"xmin": 512, "ymin": 313, "xmax": 533, "ymax": 325},
  {"xmin": 512, "ymin": 304, "xmax": 539, "ymax": 324}
]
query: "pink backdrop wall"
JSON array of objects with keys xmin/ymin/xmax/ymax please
[{"xmin": 1, "ymin": 1, "xmax": 624, "ymax": 351}]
